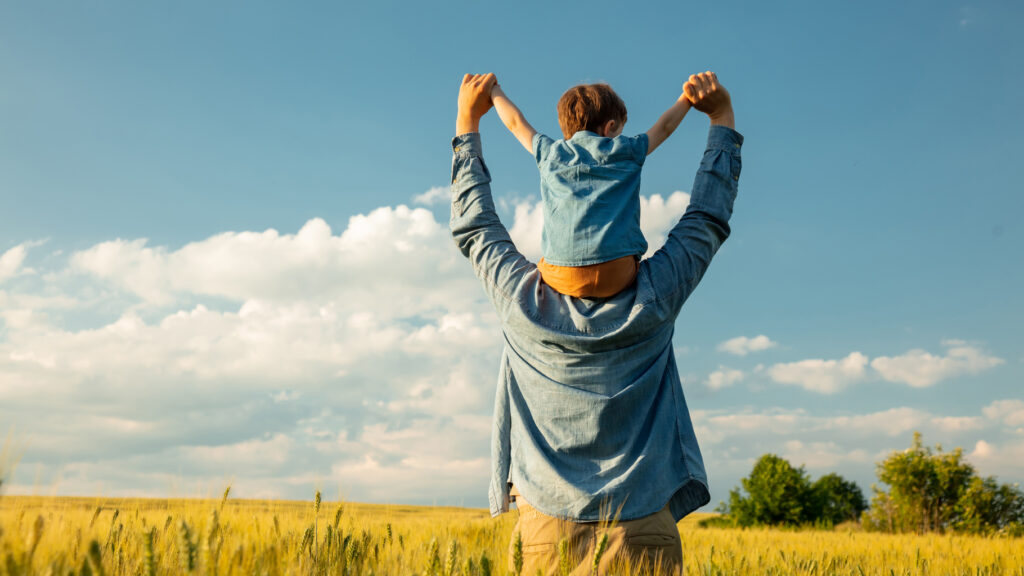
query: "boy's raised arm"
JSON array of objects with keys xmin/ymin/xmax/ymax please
[
  {"xmin": 645, "ymin": 91, "xmax": 692, "ymax": 155},
  {"xmin": 491, "ymin": 84, "xmax": 538, "ymax": 153}
]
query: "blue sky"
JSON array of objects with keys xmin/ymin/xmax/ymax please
[{"xmin": 1, "ymin": 1, "xmax": 1022, "ymax": 508}]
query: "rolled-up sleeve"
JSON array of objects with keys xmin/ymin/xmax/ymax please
[
  {"xmin": 450, "ymin": 133, "xmax": 533, "ymax": 313},
  {"xmin": 532, "ymin": 133, "xmax": 554, "ymax": 165},
  {"xmin": 645, "ymin": 125, "xmax": 743, "ymax": 313},
  {"xmin": 631, "ymin": 133, "xmax": 650, "ymax": 165}
]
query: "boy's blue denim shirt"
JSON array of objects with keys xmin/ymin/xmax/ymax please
[
  {"xmin": 533, "ymin": 131, "xmax": 650, "ymax": 267},
  {"xmin": 450, "ymin": 125, "xmax": 743, "ymax": 522}
]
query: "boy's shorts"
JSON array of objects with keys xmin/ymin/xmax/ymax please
[{"xmin": 537, "ymin": 255, "xmax": 639, "ymax": 298}]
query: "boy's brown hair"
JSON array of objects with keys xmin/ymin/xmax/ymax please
[{"xmin": 557, "ymin": 83, "xmax": 628, "ymax": 139}]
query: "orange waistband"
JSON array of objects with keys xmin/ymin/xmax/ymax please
[{"xmin": 537, "ymin": 256, "xmax": 638, "ymax": 298}]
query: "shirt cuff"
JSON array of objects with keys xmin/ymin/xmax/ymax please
[
  {"xmin": 452, "ymin": 132, "xmax": 483, "ymax": 157},
  {"xmin": 706, "ymin": 125, "xmax": 744, "ymax": 152}
]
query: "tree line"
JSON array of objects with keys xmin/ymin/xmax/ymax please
[{"xmin": 708, "ymin": 431, "xmax": 1024, "ymax": 536}]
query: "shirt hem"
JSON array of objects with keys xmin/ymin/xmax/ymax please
[
  {"xmin": 501, "ymin": 474, "xmax": 709, "ymax": 523},
  {"xmin": 541, "ymin": 249, "xmax": 645, "ymax": 268}
]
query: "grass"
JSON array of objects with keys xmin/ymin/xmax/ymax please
[{"xmin": 1, "ymin": 493, "xmax": 1022, "ymax": 575}]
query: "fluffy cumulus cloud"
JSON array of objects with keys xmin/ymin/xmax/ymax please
[
  {"xmin": 763, "ymin": 342, "xmax": 1003, "ymax": 394},
  {"xmin": 825, "ymin": 407, "xmax": 930, "ymax": 437},
  {"xmin": 982, "ymin": 400, "xmax": 1024, "ymax": 429},
  {"xmin": 767, "ymin": 352, "xmax": 870, "ymax": 393},
  {"xmin": 871, "ymin": 341, "xmax": 1004, "ymax": 388},
  {"xmin": 71, "ymin": 208, "xmax": 465, "ymax": 308},
  {"xmin": 0, "ymin": 192, "xmax": 709, "ymax": 504},
  {"xmin": 413, "ymin": 186, "xmax": 449, "ymax": 206},
  {"xmin": 692, "ymin": 401, "xmax": 1024, "ymax": 501},
  {"xmin": 706, "ymin": 367, "xmax": 744, "ymax": 390},
  {"xmin": 968, "ymin": 439, "xmax": 1024, "ymax": 478},
  {"xmin": 0, "ymin": 204, "xmax": 505, "ymax": 503},
  {"xmin": 717, "ymin": 334, "xmax": 778, "ymax": 356},
  {"xmin": 781, "ymin": 440, "xmax": 871, "ymax": 469},
  {"xmin": 0, "ymin": 244, "xmax": 28, "ymax": 282},
  {"xmin": 1, "ymin": 197, "xmax": 1019, "ymax": 506}
]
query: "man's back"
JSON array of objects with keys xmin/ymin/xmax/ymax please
[{"xmin": 450, "ymin": 124, "xmax": 743, "ymax": 521}]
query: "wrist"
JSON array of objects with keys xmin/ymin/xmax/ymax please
[
  {"xmin": 456, "ymin": 113, "xmax": 480, "ymax": 137},
  {"xmin": 709, "ymin": 107, "xmax": 735, "ymax": 130}
]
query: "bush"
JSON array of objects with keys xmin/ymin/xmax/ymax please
[
  {"xmin": 726, "ymin": 454, "xmax": 814, "ymax": 527},
  {"xmin": 863, "ymin": 431, "xmax": 1024, "ymax": 535},
  {"xmin": 810, "ymin": 473, "xmax": 867, "ymax": 525}
]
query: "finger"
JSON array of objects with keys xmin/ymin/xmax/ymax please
[
  {"xmin": 705, "ymin": 71, "xmax": 719, "ymax": 93},
  {"xmin": 698, "ymin": 72, "xmax": 712, "ymax": 94},
  {"xmin": 692, "ymin": 76, "xmax": 707, "ymax": 100},
  {"xmin": 691, "ymin": 73, "xmax": 704, "ymax": 96},
  {"xmin": 687, "ymin": 74, "xmax": 704, "ymax": 99},
  {"xmin": 683, "ymin": 82, "xmax": 697, "ymax": 102},
  {"xmin": 463, "ymin": 73, "xmax": 472, "ymax": 85}
]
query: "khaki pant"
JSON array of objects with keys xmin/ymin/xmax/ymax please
[{"xmin": 508, "ymin": 489, "xmax": 683, "ymax": 576}]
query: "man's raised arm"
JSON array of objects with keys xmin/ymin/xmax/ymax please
[
  {"xmin": 646, "ymin": 72, "xmax": 743, "ymax": 314},
  {"xmin": 450, "ymin": 74, "xmax": 533, "ymax": 310}
]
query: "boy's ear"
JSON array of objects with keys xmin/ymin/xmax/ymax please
[{"xmin": 600, "ymin": 119, "xmax": 617, "ymax": 137}]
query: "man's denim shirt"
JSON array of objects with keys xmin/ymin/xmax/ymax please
[{"xmin": 449, "ymin": 125, "xmax": 743, "ymax": 522}]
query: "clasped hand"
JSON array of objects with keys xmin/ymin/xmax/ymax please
[{"xmin": 457, "ymin": 70, "xmax": 733, "ymax": 134}]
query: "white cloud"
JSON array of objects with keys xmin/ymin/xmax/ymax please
[
  {"xmin": 967, "ymin": 439, "xmax": 1024, "ymax": 479},
  {"xmin": 706, "ymin": 367, "xmax": 744, "ymax": 390},
  {"xmin": 507, "ymin": 200, "xmax": 545, "ymax": 261},
  {"xmin": 505, "ymin": 191, "xmax": 692, "ymax": 262},
  {"xmin": 413, "ymin": 186, "xmax": 449, "ymax": 205},
  {"xmin": 0, "ymin": 206, "xmax": 503, "ymax": 504},
  {"xmin": 983, "ymin": 400, "xmax": 1024, "ymax": 428},
  {"xmin": 782, "ymin": 440, "xmax": 871, "ymax": 470},
  {"xmin": 71, "ymin": 209, "xmax": 467, "ymax": 309},
  {"xmin": 691, "ymin": 408, "xmax": 808, "ymax": 445},
  {"xmin": 184, "ymin": 433, "xmax": 293, "ymax": 467},
  {"xmin": 693, "ymin": 405, "xmax": 990, "ymax": 447},
  {"xmin": 2, "ymin": 198, "xmax": 1021, "ymax": 506},
  {"xmin": 870, "ymin": 343, "xmax": 1003, "ymax": 388},
  {"xmin": 767, "ymin": 352, "xmax": 869, "ymax": 393},
  {"xmin": 638, "ymin": 192, "xmax": 692, "ymax": 257},
  {"xmin": 970, "ymin": 440, "xmax": 994, "ymax": 458},
  {"xmin": 826, "ymin": 407, "xmax": 930, "ymax": 437},
  {"xmin": 718, "ymin": 335, "xmax": 778, "ymax": 356},
  {"xmin": 931, "ymin": 416, "xmax": 985, "ymax": 432},
  {"xmin": 0, "ymin": 244, "xmax": 28, "ymax": 282}
]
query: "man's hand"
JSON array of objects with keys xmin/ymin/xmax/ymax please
[
  {"xmin": 684, "ymin": 71, "xmax": 734, "ymax": 129},
  {"xmin": 456, "ymin": 73, "xmax": 498, "ymax": 136}
]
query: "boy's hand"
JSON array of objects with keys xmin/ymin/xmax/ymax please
[
  {"xmin": 456, "ymin": 73, "xmax": 498, "ymax": 136},
  {"xmin": 684, "ymin": 71, "xmax": 734, "ymax": 129}
]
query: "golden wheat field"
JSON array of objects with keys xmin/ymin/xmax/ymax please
[{"xmin": 0, "ymin": 493, "xmax": 1022, "ymax": 576}]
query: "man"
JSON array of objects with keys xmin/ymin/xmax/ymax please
[{"xmin": 450, "ymin": 72, "xmax": 742, "ymax": 575}]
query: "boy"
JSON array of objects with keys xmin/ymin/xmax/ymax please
[{"xmin": 491, "ymin": 79, "xmax": 693, "ymax": 298}]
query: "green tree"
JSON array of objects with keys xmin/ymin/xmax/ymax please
[
  {"xmin": 864, "ymin": 431, "xmax": 975, "ymax": 533},
  {"xmin": 809, "ymin": 473, "xmax": 867, "ymax": 525},
  {"xmin": 727, "ymin": 454, "xmax": 813, "ymax": 526},
  {"xmin": 953, "ymin": 475, "xmax": 1024, "ymax": 535}
]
